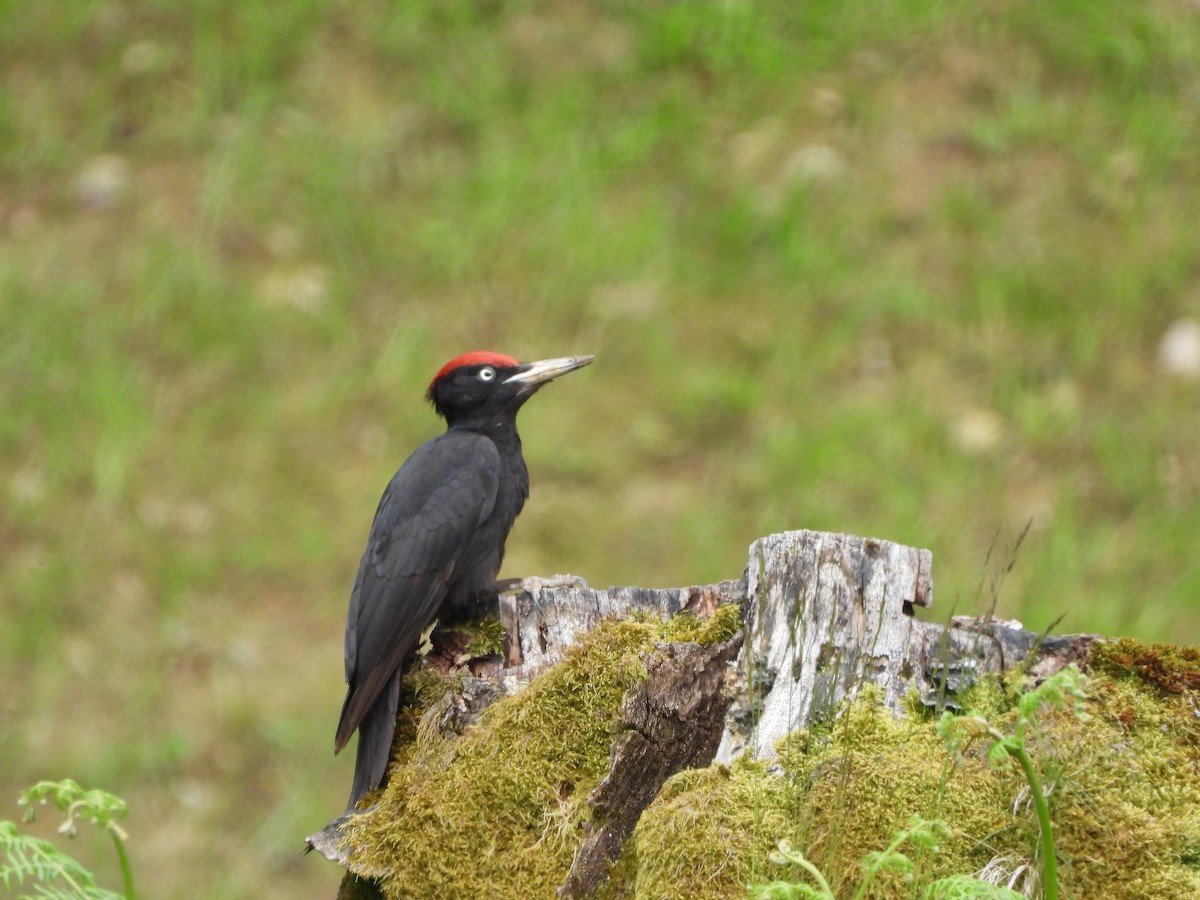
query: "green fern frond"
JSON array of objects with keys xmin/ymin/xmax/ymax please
[{"xmin": 0, "ymin": 820, "xmax": 122, "ymax": 899}]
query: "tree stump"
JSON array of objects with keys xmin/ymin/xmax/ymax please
[{"xmin": 308, "ymin": 529, "xmax": 1095, "ymax": 897}]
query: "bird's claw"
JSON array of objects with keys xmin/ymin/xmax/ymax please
[{"xmin": 518, "ymin": 573, "xmax": 589, "ymax": 600}]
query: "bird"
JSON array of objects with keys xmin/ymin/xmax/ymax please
[{"xmin": 334, "ymin": 351, "xmax": 594, "ymax": 812}]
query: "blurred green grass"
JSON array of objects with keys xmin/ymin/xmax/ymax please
[{"xmin": 2, "ymin": 1, "xmax": 1199, "ymax": 897}]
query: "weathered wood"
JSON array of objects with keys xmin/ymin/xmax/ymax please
[
  {"xmin": 498, "ymin": 580, "xmax": 742, "ymax": 675},
  {"xmin": 558, "ymin": 632, "xmax": 744, "ymax": 898},
  {"xmin": 719, "ymin": 530, "xmax": 933, "ymax": 761},
  {"xmin": 717, "ymin": 530, "xmax": 1090, "ymax": 762}
]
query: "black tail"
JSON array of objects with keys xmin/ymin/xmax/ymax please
[{"xmin": 345, "ymin": 670, "xmax": 401, "ymax": 812}]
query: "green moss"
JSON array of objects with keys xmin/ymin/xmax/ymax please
[
  {"xmin": 951, "ymin": 672, "xmax": 1015, "ymax": 720},
  {"xmin": 771, "ymin": 691, "xmax": 1013, "ymax": 899},
  {"xmin": 1032, "ymin": 679, "xmax": 1200, "ymax": 899},
  {"xmin": 341, "ymin": 616, "xmax": 672, "ymax": 897},
  {"xmin": 595, "ymin": 840, "xmax": 640, "ymax": 900},
  {"xmin": 629, "ymin": 671, "xmax": 1200, "ymax": 899},
  {"xmin": 463, "ymin": 617, "xmax": 508, "ymax": 658},
  {"xmin": 1089, "ymin": 637, "xmax": 1200, "ymax": 695},
  {"xmin": 339, "ymin": 622, "xmax": 1200, "ymax": 899},
  {"xmin": 628, "ymin": 759, "xmax": 797, "ymax": 899},
  {"xmin": 658, "ymin": 601, "xmax": 745, "ymax": 645}
]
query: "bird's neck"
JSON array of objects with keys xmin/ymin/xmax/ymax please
[{"xmin": 449, "ymin": 417, "xmax": 522, "ymax": 448}]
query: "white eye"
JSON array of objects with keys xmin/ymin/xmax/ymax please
[{"xmin": 477, "ymin": 367, "xmax": 496, "ymax": 382}]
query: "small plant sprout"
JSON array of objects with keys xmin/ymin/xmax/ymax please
[
  {"xmin": 937, "ymin": 665, "xmax": 1089, "ymax": 900},
  {"xmin": 854, "ymin": 816, "xmax": 948, "ymax": 896},
  {"xmin": 750, "ymin": 816, "xmax": 1025, "ymax": 900},
  {"xmin": 0, "ymin": 778, "xmax": 136, "ymax": 900},
  {"xmin": 750, "ymin": 837, "xmax": 835, "ymax": 899}
]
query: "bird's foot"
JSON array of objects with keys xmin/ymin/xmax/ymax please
[{"xmin": 500, "ymin": 574, "xmax": 589, "ymax": 600}]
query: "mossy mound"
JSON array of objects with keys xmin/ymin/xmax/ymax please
[
  {"xmin": 625, "ymin": 646, "xmax": 1200, "ymax": 899},
  {"xmin": 338, "ymin": 626, "xmax": 1199, "ymax": 899},
  {"xmin": 624, "ymin": 758, "xmax": 797, "ymax": 899},
  {"xmin": 628, "ymin": 689, "xmax": 1013, "ymax": 899},
  {"xmin": 339, "ymin": 605, "xmax": 742, "ymax": 898}
]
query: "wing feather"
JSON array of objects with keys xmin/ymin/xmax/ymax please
[{"xmin": 335, "ymin": 430, "xmax": 500, "ymax": 752}]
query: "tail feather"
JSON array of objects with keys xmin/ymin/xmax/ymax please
[{"xmin": 345, "ymin": 670, "xmax": 401, "ymax": 813}]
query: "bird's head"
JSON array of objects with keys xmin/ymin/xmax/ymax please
[{"xmin": 425, "ymin": 351, "xmax": 594, "ymax": 426}]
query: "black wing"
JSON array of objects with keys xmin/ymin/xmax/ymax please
[{"xmin": 334, "ymin": 429, "xmax": 500, "ymax": 752}]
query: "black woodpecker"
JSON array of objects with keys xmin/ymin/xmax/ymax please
[{"xmin": 334, "ymin": 351, "xmax": 594, "ymax": 811}]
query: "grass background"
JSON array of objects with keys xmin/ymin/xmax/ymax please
[{"xmin": 2, "ymin": 1, "xmax": 1199, "ymax": 896}]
